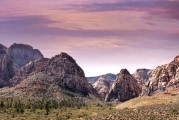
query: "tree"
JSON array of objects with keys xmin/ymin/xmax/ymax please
[
  {"xmin": 45, "ymin": 101, "xmax": 50, "ymax": 115},
  {"xmin": 0, "ymin": 100, "xmax": 5, "ymax": 108}
]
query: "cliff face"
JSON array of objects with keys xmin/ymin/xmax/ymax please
[
  {"xmin": 105, "ymin": 69, "xmax": 141, "ymax": 102},
  {"xmin": 0, "ymin": 44, "xmax": 7, "ymax": 88},
  {"xmin": 0, "ymin": 44, "xmax": 7, "ymax": 61},
  {"xmin": 144, "ymin": 56, "xmax": 179, "ymax": 95},
  {"xmin": 7, "ymin": 43, "xmax": 43, "ymax": 67},
  {"xmin": 0, "ymin": 43, "xmax": 44, "ymax": 87}
]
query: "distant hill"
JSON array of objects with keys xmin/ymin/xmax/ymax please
[{"xmin": 87, "ymin": 73, "xmax": 116, "ymax": 84}]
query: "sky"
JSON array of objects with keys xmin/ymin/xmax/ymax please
[{"xmin": 0, "ymin": 0, "xmax": 179, "ymax": 77}]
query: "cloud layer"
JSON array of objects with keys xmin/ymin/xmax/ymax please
[{"xmin": 0, "ymin": 0, "xmax": 179, "ymax": 76}]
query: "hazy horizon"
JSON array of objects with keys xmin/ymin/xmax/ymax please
[{"xmin": 0, "ymin": 0, "xmax": 179, "ymax": 76}]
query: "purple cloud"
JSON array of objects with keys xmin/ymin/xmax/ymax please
[{"xmin": 63, "ymin": 0, "xmax": 179, "ymax": 20}]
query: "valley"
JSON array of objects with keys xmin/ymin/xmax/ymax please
[{"xmin": 0, "ymin": 43, "xmax": 179, "ymax": 120}]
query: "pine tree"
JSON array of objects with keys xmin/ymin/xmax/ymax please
[
  {"xmin": 45, "ymin": 101, "xmax": 50, "ymax": 115},
  {"xmin": 0, "ymin": 100, "xmax": 5, "ymax": 108}
]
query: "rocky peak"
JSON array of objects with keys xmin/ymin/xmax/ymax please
[
  {"xmin": 39, "ymin": 52, "xmax": 98, "ymax": 96},
  {"xmin": 7, "ymin": 43, "xmax": 44, "ymax": 67},
  {"xmin": 0, "ymin": 43, "xmax": 44, "ymax": 88},
  {"xmin": 105, "ymin": 69, "xmax": 141, "ymax": 102},
  {"xmin": 0, "ymin": 51, "xmax": 99, "ymax": 100},
  {"xmin": 119, "ymin": 69, "xmax": 130, "ymax": 75}
]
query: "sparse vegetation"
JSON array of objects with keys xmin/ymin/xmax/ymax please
[
  {"xmin": 0, "ymin": 96, "xmax": 113, "ymax": 120},
  {"xmin": 0, "ymin": 95, "xmax": 179, "ymax": 120}
]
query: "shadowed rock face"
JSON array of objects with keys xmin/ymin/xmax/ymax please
[
  {"xmin": 144, "ymin": 55, "xmax": 179, "ymax": 95},
  {"xmin": 7, "ymin": 43, "xmax": 43, "ymax": 67},
  {"xmin": 0, "ymin": 43, "xmax": 44, "ymax": 87},
  {"xmin": 0, "ymin": 44, "xmax": 7, "ymax": 67},
  {"xmin": 133, "ymin": 69, "xmax": 150, "ymax": 82},
  {"xmin": 0, "ymin": 44, "xmax": 7, "ymax": 88},
  {"xmin": 105, "ymin": 69, "xmax": 141, "ymax": 102},
  {"xmin": 0, "ymin": 44, "xmax": 7, "ymax": 55}
]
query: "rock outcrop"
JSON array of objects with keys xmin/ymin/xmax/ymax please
[
  {"xmin": 105, "ymin": 69, "xmax": 141, "ymax": 102},
  {"xmin": 145, "ymin": 55, "xmax": 179, "ymax": 95},
  {"xmin": 7, "ymin": 43, "xmax": 44, "ymax": 67},
  {"xmin": 93, "ymin": 75, "xmax": 114, "ymax": 99}
]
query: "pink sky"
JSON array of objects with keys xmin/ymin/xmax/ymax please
[{"xmin": 0, "ymin": 0, "xmax": 179, "ymax": 76}]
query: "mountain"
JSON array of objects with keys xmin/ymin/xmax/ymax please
[
  {"xmin": 0, "ymin": 43, "xmax": 43, "ymax": 88},
  {"xmin": 87, "ymin": 73, "xmax": 116, "ymax": 84},
  {"xmin": 142, "ymin": 55, "xmax": 179, "ymax": 96},
  {"xmin": 0, "ymin": 51, "xmax": 99, "ymax": 101},
  {"xmin": 105, "ymin": 69, "xmax": 141, "ymax": 102},
  {"xmin": 93, "ymin": 75, "xmax": 114, "ymax": 99}
]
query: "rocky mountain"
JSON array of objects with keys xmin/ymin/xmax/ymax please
[
  {"xmin": 93, "ymin": 75, "xmax": 114, "ymax": 99},
  {"xmin": 7, "ymin": 43, "xmax": 44, "ymax": 67},
  {"xmin": 0, "ymin": 51, "xmax": 99, "ymax": 101},
  {"xmin": 142, "ymin": 55, "xmax": 179, "ymax": 96},
  {"xmin": 87, "ymin": 73, "xmax": 116, "ymax": 84},
  {"xmin": 105, "ymin": 69, "xmax": 141, "ymax": 102},
  {"xmin": 0, "ymin": 43, "xmax": 44, "ymax": 88}
]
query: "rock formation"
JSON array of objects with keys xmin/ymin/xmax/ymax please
[
  {"xmin": 93, "ymin": 75, "xmax": 113, "ymax": 99},
  {"xmin": 0, "ymin": 52, "xmax": 99, "ymax": 100},
  {"xmin": 0, "ymin": 44, "xmax": 7, "ymax": 88},
  {"xmin": 145, "ymin": 55, "xmax": 179, "ymax": 95},
  {"xmin": 0, "ymin": 43, "xmax": 44, "ymax": 87},
  {"xmin": 0, "ymin": 44, "xmax": 7, "ymax": 62},
  {"xmin": 39, "ymin": 53, "xmax": 98, "ymax": 96},
  {"xmin": 105, "ymin": 69, "xmax": 141, "ymax": 102},
  {"xmin": 7, "ymin": 43, "xmax": 44, "ymax": 67}
]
